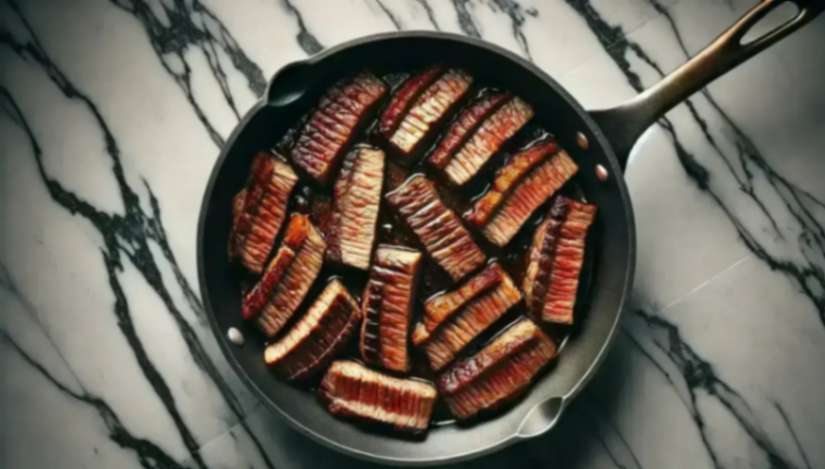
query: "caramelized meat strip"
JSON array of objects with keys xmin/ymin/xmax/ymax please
[
  {"xmin": 264, "ymin": 279, "xmax": 361, "ymax": 380},
  {"xmin": 326, "ymin": 144, "xmax": 385, "ymax": 270},
  {"xmin": 291, "ymin": 72, "xmax": 387, "ymax": 184},
  {"xmin": 378, "ymin": 65, "xmax": 444, "ymax": 136},
  {"xmin": 229, "ymin": 153, "xmax": 298, "ymax": 273},
  {"xmin": 523, "ymin": 196, "xmax": 597, "ymax": 324},
  {"xmin": 441, "ymin": 96, "xmax": 534, "ymax": 185},
  {"xmin": 360, "ymin": 245, "xmax": 422, "ymax": 373},
  {"xmin": 414, "ymin": 263, "xmax": 522, "ymax": 371},
  {"xmin": 319, "ymin": 360, "xmax": 437, "ymax": 433},
  {"xmin": 384, "ymin": 69, "xmax": 473, "ymax": 157},
  {"xmin": 242, "ymin": 214, "xmax": 326, "ymax": 337},
  {"xmin": 385, "ymin": 174, "xmax": 486, "ymax": 282},
  {"xmin": 438, "ymin": 318, "xmax": 557, "ymax": 420},
  {"xmin": 474, "ymin": 146, "xmax": 578, "ymax": 247},
  {"xmin": 428, "ymin": 92, "xmax": 511, "ymax": 169}
]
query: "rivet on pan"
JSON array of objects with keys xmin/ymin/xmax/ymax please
[
  {"xmin": 595, "ymin": 164, "xmax": 609, "ymax": 182},
  {"xmin": 227, "ymin": 327, "xmax": 245, "ymax": 346},
  {"xmin": 576, "ymin": 131, "xmax": 589, "ymax": 150}
]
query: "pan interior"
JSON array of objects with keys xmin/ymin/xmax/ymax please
[{"xmin": 198, "ymin": 33, "xmax": 634, "ymax": 465}]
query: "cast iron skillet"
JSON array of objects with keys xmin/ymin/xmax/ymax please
[{"xmin": 197, "ymin": 1, "xmax": 821, "ymax": 465}]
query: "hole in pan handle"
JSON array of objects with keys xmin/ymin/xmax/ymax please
[
  {"xmin": 514, "ymin": 395, "xmax": 567, "ymax": 440},
  {"xmin": 589, "ymin": 0, "xmax": 823, "ymax": 170}
]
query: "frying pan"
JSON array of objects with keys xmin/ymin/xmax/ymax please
[{"xmin": 197, "ymin": 1, "xmax": 822, "ymax": 465}]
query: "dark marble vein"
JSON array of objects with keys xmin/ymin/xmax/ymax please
[
  {"xmin": 568, "ymin": 0, "xmax": 825, "ymax": 326},
  {"xmin": 416, "ymin": 0, "xmax": 441, "ymax": 30},
  {"xmin": 110, "ymin": 0, "xmax": 267, "ymax": 147},
  {"xmin": 452, "ymin": 0, "xmax": 482, "ymax": 38},
  {"xmin": 281, "ymin": 0, "xmax": 324, "ymax": 54},
  {"xmin": 0, "ymin": 4, "xmax": 275, "ymax": 468},
  {"xmin": 581, "ymin": 396, "xmax": 644, "ymax": 469},
  {"xmin": 489, "ymin": 0, "xmax": 533, "ymax": 60},
  {"xmin": 374, "ymin": 0, "xmax": 403, "ymax": 30},
  {"xmin": 774, "ymin": 401, "xmax": 813, "ymax": 469},
  {"xmin": 629, "ymin": 309, "xmax": 798, "ymax": 469},
  {"xmin": 0, "ymin": 330, "xmax": 187, "ymax": 469}
]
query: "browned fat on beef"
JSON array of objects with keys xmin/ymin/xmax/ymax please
[
  {"xmin": 523, "ymin": 196, "xmax": 596, "ymax": 324},
  {"xmin": 326, "ymin": 145, "xmax": 385, "ymax": 270},
  {"xmin": 319, "ymin": 360, "xmax": 437, "ymax": 433},
  {"xmin": 466, "ymin": 141, "xmax": 579, "ymax": 246},
  {"xmin": 291, "ymin": 72, "xmax": 387, "ymax": 184},
  {"xmin": 438, "ymin": 318, "xmax": 557, "ymax": 420},
  {"xmin": 229, "ymin": 153, "xmax": 298, "ymax": 273},
  {"xmin": 264, "ymin": 279, "xmax": 361, "ymax": 380},
  {"xmin": 360, "ymin": 245, "xmax": 422, "ymax": 373},
  {"xmin": 241, "ymin": 214, "xmax": 326, "ymax": 337},
  {"xmin": 379, "ymin": 65, "xmax": 444, "ymax": 136},
  {"xmin": 385, "ymin": 174, "xmax": 486, "ymax": 282},
  {"xmin": 413, "ymin": 263, "xmax": 522, "ymax": 371},
  {"xmin": 428, "ymin": 92, "xmax": 511, "ymax": 170},
  {"xmin": 439, "ymin": 95, "xmax": 534, "ymax": 186},
  {"xmin": 382, "ymin": 68, "xmax": 473, "ymax": 157}
]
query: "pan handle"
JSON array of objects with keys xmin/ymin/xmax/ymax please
[{"xmin": 590, "ymin": 0, "xmax": 823, "ymax": 169}]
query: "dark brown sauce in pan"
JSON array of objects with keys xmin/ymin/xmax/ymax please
[{"xmin": 246, "ymin": 72, "xmax": 596, "ymax": 427}]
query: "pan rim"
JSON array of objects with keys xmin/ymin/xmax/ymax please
[{"xmin": 196, "ymin": 30, "xmax": 636, "ymax": 466}]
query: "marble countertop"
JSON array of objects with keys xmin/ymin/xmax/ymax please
[{"xmin": 2, "ymin": 0, "xmax": 824, "ymax": 468}]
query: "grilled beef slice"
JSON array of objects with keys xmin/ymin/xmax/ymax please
[
  {"xmin": 385, "ymin": 174, "xmax": 485, "ymax": 282},
  {"xmin": 291, "ymin": 71, "xmax": 387, "ymax": 184},
  {"xmin": 440, "ymin": 96, "xmax": 533, "ymax": 186},
  {"xmin": 428, "ymin": 92, "xmax": 511, "ymax": 169},
  {"xmin": 242, "ymin": 214, "xmax": 326, "ymax": 337},
  {"xmin": 319, "ymin": 360, "xmax": 437, "ymax": 433},
  {"xmin": 379, "ymin": 65, "xmax": 444, "ymax": 137},
  {"xmin": 383, "ymin": 68, "xmax": 472, "ymax": 157},
  {"xmin": 264, "ymin": 279, "xmax": 361, "ymax": 380},
  {"xmin": 465, "ymin": 141, "xmax": 578, "ymax": 246},
  {"xmin": 438, "ymin": 318, "xmax": 557, "ymax": 420},
  {"xmin": 229, "ymin": 152, "xmax": 298, "ymax": 273},
  {"xmin": 523, "ymin": 196, "xmax": 596, "ymax": 324},
  {"xmin": 414, "ymin": 263, "xmax": 522, "ymax": 371},
  {"xmin": 359, "ymin": 245, "xmax": 422, "ymax": 373},
  {"xmin": 326, "ymin": 144, "xmax": 385, "ymax": 270}
]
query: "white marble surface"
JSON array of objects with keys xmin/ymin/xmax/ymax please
[{"xmin": 1, "ymin": 0, "xmax": 824, "ymax": 468}]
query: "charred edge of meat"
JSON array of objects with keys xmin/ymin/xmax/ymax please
[
  {"xmin": 319, "ymin": 360, "xmax": 438, "ymax": 433},
  {"xmin": 438, "ymin": 318, "xmax": 557, "ymax": 420},
  {"xmin": 386, "ymin": 69, "xmax": 473, "ymax": 157},
  {"xmin": 427, "ymin": 91, "xmax": 511, "ymax": 169},
  {"xmin": 524, "ymin": 196, "xmax": 596, "ymax": 324},
  {"xmin": 379, "ymin": 65, "xmax": 445, "ymax": 137},
  {"xmin": 359, "ymin": 245, "xmax": 422, "ymax": 373},
  {"xmin": 228, "ymin": 188, "xmax": 247, "ymax": 259},
  {"xmin": 443, "ymin": 96, "xmax": 535, "ymax": 186},
  {"xmin": 230, "ymin": 152, "xmax": 298, "ymax": 273},
  {"xmin": 481, "ymin": 149, "xmax": 579, "ymax": 247},
  {"xmin": 264, "ymin": 279, "xmax": 361, "ymax": 380},
  {"xmin": 326, "ymin": 144, "xmax": 385, "ymax": 270},
  {"xmin": 291, "ymin": 71, "xmax": 387, "ymax": 184},
  {"xmin": 384, "ymin": 174, "xmax": 486, "ymax": 282},
  {"xmin": 421, "ymin": 268, "xmax": 522, "ymax": 371},
  {"xmin": 464, "ymin": 138, "xmax": 558, "ymax": 227},
  {"xmin": 251, "ymin": 214, "xmax": 326, "ymax": 337},
  {"xmin": 413, "ymin": 262, "xmax": 505, "ymax": 346}
]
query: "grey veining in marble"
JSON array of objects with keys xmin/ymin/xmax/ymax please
[{"xmin": 1, "ymin": 0, "xmax": 824, "ymax": 468}]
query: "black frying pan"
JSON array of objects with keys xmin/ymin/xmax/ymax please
[{"xmin": 197, "ymin": 1, "xmax": 821, "ymax": 465}]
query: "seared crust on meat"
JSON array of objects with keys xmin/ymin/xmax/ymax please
[
  {"xmin": 229, "ymin": 153, "xmax": 298, "ymax": 273},
  {"xmin": 359, "ymin": 245, "xmax": 422, "ymax": 373},
  {"xmin": 523, "ymin": 196, "xmax": 596, "ymax": 324},
  {"xmin": 438, "ymin": 318, "xmax": 556, "ymax": 420},
  {"xmin": 264, "ymin": 279, "xmax": 361, "ymax": 380},
  {"xmin": 385, "ymin": 174, "xmax": 485, "ymax": 282},
  {"xmin": 319, "ymin": 360, "xmax": 437, "ymax": 433},
  {"xmin": 291, "ymin": 72, "xmax": 387, "ymax": 184}
]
